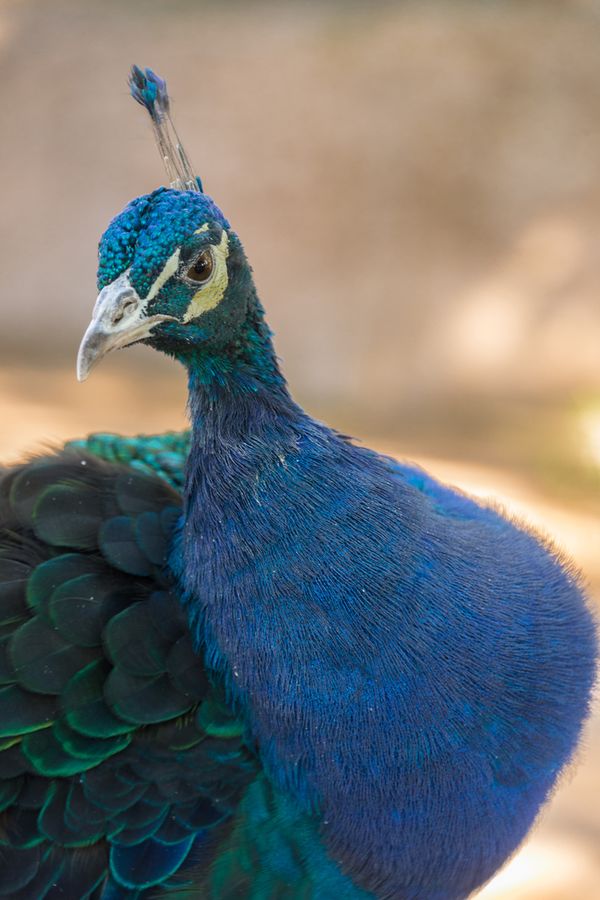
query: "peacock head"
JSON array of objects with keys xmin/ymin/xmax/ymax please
[
  {"xmin": 77, "ymin": 67, "xmax": 256, "ymax": 382},
  {"xmin": 77, "ymin": 187, "xmax": 255, "ymax": 380}
]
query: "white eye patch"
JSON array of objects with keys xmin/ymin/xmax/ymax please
[{"xmin": 183, "ymin": 229, "xmax": 230, "ymax": 323}]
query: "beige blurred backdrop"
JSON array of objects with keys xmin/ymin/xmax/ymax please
[{"xmin": 0, "ymin": 1, "xmax": 598, "ymax": 897}]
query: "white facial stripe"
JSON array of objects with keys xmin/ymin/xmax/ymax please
[
  {"xmin": 183, "ymin": 230, "xmax": 230, "ymax": 323},
  {"xmin": 194, "ymin": 223, "xmax": 210, "ymax": 235},
  {"xmin": 146, "ymin": 248, "xmax": 181, "ymax": 302}
]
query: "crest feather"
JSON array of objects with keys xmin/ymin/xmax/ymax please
[{"xmin": 129, "ymin": 65, "xmax": 202, "ymax": 193}]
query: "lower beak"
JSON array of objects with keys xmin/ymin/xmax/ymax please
[{"xmin": 76, "ymin": 273, "xmax": 176, "ymax": 381}]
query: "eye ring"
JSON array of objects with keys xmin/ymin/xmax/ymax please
[{"xmin": 183, "ymin": 247, "xmax": 215, "ymax": 285}]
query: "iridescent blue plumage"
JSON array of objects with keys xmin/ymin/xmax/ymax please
[{"xmin": 0, "ymin": 67, "xmax": 596, "ymax": 899}]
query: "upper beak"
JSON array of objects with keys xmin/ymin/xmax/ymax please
[{"xmin": 76, "ymin": 273, "xmax": 176, "ymax": 381}]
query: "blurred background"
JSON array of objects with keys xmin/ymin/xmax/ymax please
[{"xmin": 0, "ymin": 0, "xmax": 598, "ymax": 896}]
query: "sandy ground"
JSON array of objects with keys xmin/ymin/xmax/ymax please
[{"xmin": 0, "ymin": 368, "xmax": 597, "ymax": 900}]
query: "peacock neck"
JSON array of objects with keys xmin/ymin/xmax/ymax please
[
  {"xmin": 184, "ymin": 292, "xmax": 293, "ymax": 425},
  {"xmin": 183, "ymin": 297, "xmax": 308, "ymax": 505}
]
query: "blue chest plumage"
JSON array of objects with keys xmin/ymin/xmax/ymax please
[{"xmin": 170, "ymin": 373, "xmax": 596, "ymax": 900}]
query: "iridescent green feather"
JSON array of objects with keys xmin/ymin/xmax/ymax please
[
  {"xmin": 172, "ymin": 776, "xmax": 370, "ymax": 900},
  {"xmin": 0, "ymin": 448, "xmax": 256, "ymax": 897},
  {"xmin": 65, "ymin": 431, "xmax": 191, "ymax": 491}
]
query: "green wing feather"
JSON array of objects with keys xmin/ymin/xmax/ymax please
[
  {"xmin": 65, "ymin": 431, "xmax": 192, "ymax": 491},
  {"xmin": 0, "ymin": 446, "xmax": 256, "ymax": 898}
]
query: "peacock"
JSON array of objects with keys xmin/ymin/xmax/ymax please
[{"xmin": 0, "ymin": 66, "xmax": 595, "ymax": 900}]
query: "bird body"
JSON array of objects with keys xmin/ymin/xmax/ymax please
[
  {"xmin": 0, "ymin": 67, "xmax": 595, "ymax": 899},
  {"xmin": 173, "ymin": 317, "xmax": 596, "ymax": 900}
]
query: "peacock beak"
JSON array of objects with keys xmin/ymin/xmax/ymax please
[{"xmin": 77, "ymin": 272, "xmax": 176, "ymax": 381}]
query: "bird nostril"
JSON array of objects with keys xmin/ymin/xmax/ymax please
[{"xmin": 112, "ymin": 298, "xmax": 138, "ymax": 326}]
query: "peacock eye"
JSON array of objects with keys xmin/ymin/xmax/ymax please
[{"xmin": 185, "ymin": 248, "xmax": 214, "ymax": 284}]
